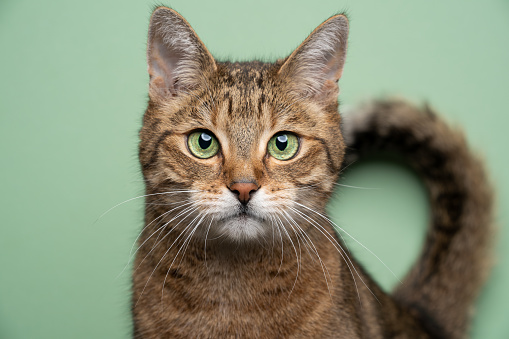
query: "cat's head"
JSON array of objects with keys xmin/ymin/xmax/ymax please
[{"xmin": 139, "ymin": 7, "xmax": 348, "ymax": 242}]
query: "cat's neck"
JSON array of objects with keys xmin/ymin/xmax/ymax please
[
  {"xmin": 134, "ymin": 208, "xmax": 347, "ymax": 296},
  {"xmin": 133, "ymin": 215, "xmax": 355, "ymax": 337},
  {"xmin": 138, "ymin": 206, "xmax": 340, "ymax": 265},
  {"xmin": 132, "ymin": 210, "xmax": 403, "ymax": 338}
]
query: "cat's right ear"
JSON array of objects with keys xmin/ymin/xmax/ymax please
[{"xmin": 147, "ymin": 7, "xmax": 216, "ymax": 98}]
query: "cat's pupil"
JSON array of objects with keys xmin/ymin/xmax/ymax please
[
  {"xmin": 276, "ymin": 134, "xmax": 288, "ymax": 151},
  {"xmin": 199, "ymin": 133, "xmax": 212, "ymax": 149}
]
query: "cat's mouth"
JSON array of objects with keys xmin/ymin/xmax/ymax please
[
  {"xmin": 232, "ymin": 208, "xmax": 261, "ymax": 223},
  {"xmin": 232, "ymin": 205, "xmax": 263, "ymax": 222},
  {"xmin": 218, "ymin": 203, "xmax": 261, "ymax": 221},
  {"xmin": 238, "ymin": 204, "xmax": 249, "ymax": 215},
  {"xmin": 217, "ymin": 206, "xmax": 267, "ymax": 240}
]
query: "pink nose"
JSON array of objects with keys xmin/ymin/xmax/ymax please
[{"xmin": 230, "ymin": 182, "xmax": 258, "ymax": 204}]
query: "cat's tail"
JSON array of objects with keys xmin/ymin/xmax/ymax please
[{"xmin": 342, "ymin": 99, "xmax": 493, "ymax": 339}]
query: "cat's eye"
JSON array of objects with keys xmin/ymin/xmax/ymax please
[
  {"xmin": 187, "ymin": 131, "xmax": 219, "ymax": 159},
  {"xmin": 267, "ymin": 132, "xmax": 299, "ymax": 161}
]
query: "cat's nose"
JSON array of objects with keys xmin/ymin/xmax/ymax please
[{"xmin": 229, "ymin": 182, "xmax": 258, "ymax": 204}]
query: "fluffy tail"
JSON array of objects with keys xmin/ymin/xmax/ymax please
[{"xmin": 343, "ymin": 99, "xmax": 493, "ymax": 339}]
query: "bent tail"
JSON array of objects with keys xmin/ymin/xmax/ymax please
[{"xmin": 343, "ymin": 99, "xmax": 493, "ymax": 339}]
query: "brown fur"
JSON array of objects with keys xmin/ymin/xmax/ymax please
[{"xmin": 132, "ymin": 7, "xmax": 493, "ymax": 338}]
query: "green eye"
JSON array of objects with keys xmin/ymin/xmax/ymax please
[
  {"xmin": 187, "ymin": 131, "xmax": 219, "ymax": 159},
  {"xmin": 268, "ymin": 132, "xmax": 299, "ymax": 160}
]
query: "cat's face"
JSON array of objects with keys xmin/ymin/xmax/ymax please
[{"xmin": 139, "ymin": 8, "xmax": 348, "ymax": 242}]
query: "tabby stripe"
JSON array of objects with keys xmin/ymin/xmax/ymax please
[
  {"xmin": 308, "ymin": 136, "xmax": 338, "ymax": 173},
  {"xmin": 257, "ymin": 96, "xmax": 263, "ymax": 114},
  {"xmin": 144, "ymin": 130, "xmax": 174, "ymax": 170},
  {"xmin": 228, "ymin": 96, "xmax": 233, "ymax": 114},
  {"xmin": 406, "ymin": 303, "xmax": 447, "ymax": 339}
]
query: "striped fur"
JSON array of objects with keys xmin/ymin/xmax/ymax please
[
  {"xmin": 133, "ymin": 7, "xmax": 493, "ymax": 339},
  {"xmin": 344, "ymin": 100, "xmax": 493, "ymax": 338}
]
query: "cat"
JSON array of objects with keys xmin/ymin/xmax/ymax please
[{"xmin": 132, "ymin": 7, "xmax": 493, "ymax": 339}]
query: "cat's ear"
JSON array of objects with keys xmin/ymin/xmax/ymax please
[
  {"xmin": 278, "ymin": 14, "xmax": 349, "ymax": 102},
  {"xmin": 147, "ymin": 7, "xmax": 216, "ymax": 97}
]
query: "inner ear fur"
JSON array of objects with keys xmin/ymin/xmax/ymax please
[
  {"xmin": 147, "ymin": 7, "xmax": 216, "ymax": 97},
  {"xmin": 278, "ymin": 14, "xmax": 349, "ymax": 102}
]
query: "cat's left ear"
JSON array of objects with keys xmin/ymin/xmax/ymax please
[
  {"xmin": 147, "ymin": 7, "xmax": 216, "ymax": 98},
  {"xmin": 278, "ymin": 14, "xmax": 349, "ymax": 102}
]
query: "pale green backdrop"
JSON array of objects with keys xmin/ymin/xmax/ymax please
[{"xmin": 1, "ymin": 0, "xmax": 508, "ymax": 338}]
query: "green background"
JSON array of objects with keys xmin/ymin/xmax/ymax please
[{"xmin": 1, "ymin": 0, "xmax": 508, "ymax": 337}]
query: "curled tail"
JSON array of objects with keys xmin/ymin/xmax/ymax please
[{"xmin": 343, "ymin": 99, "xmax": 494, "ymax": 338}]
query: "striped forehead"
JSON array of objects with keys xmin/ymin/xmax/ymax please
[{"xmin": 213, "ymin": 63, "xmax": 270, "ymax": 158}]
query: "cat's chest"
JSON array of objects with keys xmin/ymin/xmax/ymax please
[
  {"xmin": 145, "ymin": 260, "xmax": 360, "ymax": 338},
  {"xmin": 133, "ymin": 236, "xmax": 363, "ymax": 338}
]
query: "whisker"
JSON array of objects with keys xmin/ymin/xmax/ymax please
[
  {"xmin": 134, "ymin": 206, "xmax": 201, "ymax": 276},
  {"xmin": 161, "ymin": 212, "xmax": 207, "ymax": 303},
  {"xmin": 338, "ymin": 159, "xmax": 358, "ymax": 175},
  {"xmin": 295, "ymin": 201, "xmax": 401, "ymax": 284},
  {"xmin": 135, "ymin": 202, "xmax": 204, "ymax": 263},
  {"xmin": 95, "ymin": 190, "xmax": 199, "ymax": 222},
  {"xmin": 115, "ymin": 200, "xmax": 194, "ymax": 280},
  {"xmin": 274, "ymin": 211, "xmax": 300, "ymax": 298},
  {"xmin": 131, "ymin": 200, "xmax": 194, "ymax": 255},
  {"xmin": 280, "ymin": 209, "xmax": 333, "ymax": 300},
  {"xmin": 277, "ymin": 185, "xmax": 318, "ymax": 192},
  {"xmin": 203, "ymin": 215, "xmax": 215, "ymax": 271},
  {"xmin": 148, "ymin": 201, "xmax": 206, "ymax": 253},
  {"xmin": 334, "ymin": 183, "xmax": 380, "ymax": 190},
  {"xmin": 135, "ymin": 208, "xmax": 200, "ymax": 307},
  {"xmin": 288, "ymin": 205, "xmax": 363, "ymax": 304},
  {"xmin": 269, "ymin": 215, "xmax": 285, "ymax": 278}
]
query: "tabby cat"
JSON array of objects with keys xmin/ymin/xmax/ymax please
[{"xmin": 132, "ymin": 7, "xmax": 493, "ymax": 338}]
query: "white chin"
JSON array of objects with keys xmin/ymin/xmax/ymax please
[{"xmin": 218, "ymin": 215, "xmax": 267, "ymax": 241}]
